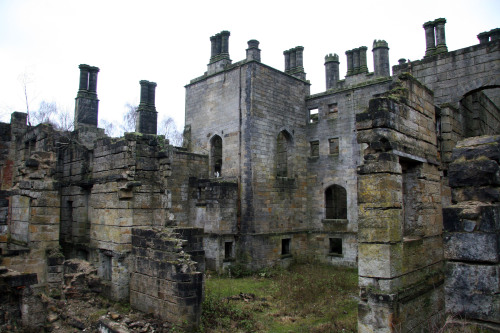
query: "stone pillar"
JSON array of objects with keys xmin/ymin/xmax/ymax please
[
  {"xmin": 346, "ymin": 50, "xmax": 353, "ymax": 76},
  {"xmin": 283, "ymin": 50, "xmax": 290, "ymax": 71},
  {"xmin": 136, "ymin": 80, "xmax": 157, "ymax": 135},
  {"xmin": 423, "ymin": 21, "xmax": 436, "ymax": 57},
  {"xmin": 434, "ymin": 18, "xmax": 448, "ymax": 54},
  {"xmin": 372, "ymin": 40, "xmax": 390, "ymax": 77},
  {"xmin": 352, "ymin": 48, "xmax": 360, "ymax": 74},
  {"xmin": 220, "ymin": 31, "xmax": 230, "ymax": 54},
  {"xmin": 74, "ymin": 64, "xmax": 99, "ymax": 129},
  {"xmin": 246, "ymin": 40, "xmax": 261, "ymax": 62},
  {"xmin": 78, "ymin": 64, "xmax": 90, "ymax": 91},
  {"xmin": 88, "ymin": 66, "xmax": 99, "ymax": 93},
  {"xmin": 325, "ymin": 53, "xmax": 340, "ymax": 90},
  {"xmin": 359, "ymin": 46, "xmax": 368, "ymax": 73}
]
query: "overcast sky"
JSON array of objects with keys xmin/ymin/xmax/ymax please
[{"xmin": 1, "ymin": 0, "xmax": 499, "ymax": 131}]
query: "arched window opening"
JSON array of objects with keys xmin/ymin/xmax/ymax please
[
  {"xmin": 277, "ymin": 131, "xmax": 291, "ymax": 177},
  {"xmin": 211, "ymin": 135, "xmax": 222, "ymax": 177},
  {"xmin": 325, "ymin": 185, "xmax": 347, "ymax": 219}
]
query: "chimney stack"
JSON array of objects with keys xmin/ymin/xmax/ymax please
[
  {"xmin": 246, "ymin": 40, "xmax": 261, "ymax": 62},
  {"xmin": 325, "ymin": 53, "xmax": 340, "ymax": 90},
  {"xmin": 372, "ymin": 40, "xmax": 390, "ymax": 77},
  {"xmin": 283, "ymin": 46, "xmax": 306, "ymax": 80},
  {"xmin": 74, "ymin": 64, "xmax": 100, "ymax": 129},
  {"xmin": 207, "ymin": 31, "xmax": 232, "ymax": 75},
  {"xmin": 423, "ymin": 18, "xmax": 448, "ymax": 57},
  {"xmin": 136, "ymin": 80, "xmax": 158, "ymax": 135}
]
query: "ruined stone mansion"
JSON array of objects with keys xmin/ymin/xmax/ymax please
[{"xmin": 1, "ymin": 18, "xmax": 499, "ymax": 332}]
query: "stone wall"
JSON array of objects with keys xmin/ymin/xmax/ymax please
[
  {"xmin": 356, "ymin": 74, "xmax": 444, "ymax": 332},
  {"xmin": 305, "ymin": 78, "xmax": 393, "ymax": 266},
  {"xmin": 130, "ymin": 227, "xmax": 204, "ymax": 329},
  {"xmin": 443, "ymin": 135, "xmax": 500, "ymax": 327}
]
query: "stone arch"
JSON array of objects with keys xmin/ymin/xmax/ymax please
[
  {"xmin": 276, "ymin": 130, "xmax": 293, "ymax": 178},
  {"xmin": 210, "ymin": 134, "xmax": 223, "ymax": 177},
  {"xmin": 325, "ymin": 184, "xmax": 347, "ymax": 219}
]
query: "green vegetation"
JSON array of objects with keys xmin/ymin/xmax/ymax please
[{"xmin": 198, "ymin": 263, "xmax": 358, "ymax": 333}]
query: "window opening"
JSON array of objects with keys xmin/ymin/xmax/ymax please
[
  {"xmin": 211, "ymin": 135, "xmax": 222, "ymax": 177},
  {"xmin": 224, "ymin": 241, "xmax": 233, "ymax": 259},
  {"xmin": 281, "ymin": 238, "xmax": 291, "ymax": 256},
  {"xmin": 310, "ymin": 140, "xmax": 319, "ymax": 157},
  {"xmin": 325, "ymin": 185, "xmax": 347, "ymax": 219},
  {"xmin": 328, "ymin": 103, "xmax": 338, "ymax": 114},
  {"xmin": 329, "ymin": 238, "xmax": 343, "ymax": 255},
  {"xmin": 309, "ymin": 108, "xmax": 319, "ymax": 123},
  {"xmin": 277, "ymin": 132, "xmax": 288, "ymax": 177},
  {"xmin": 329, "ymin": 138, "xmax": 339, "ymax": 155},
  {"xmin": 102, "ymin": 254, "xmax": 112, "ymax": 281}
]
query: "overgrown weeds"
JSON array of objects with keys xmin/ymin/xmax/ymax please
[{"xmin": 199, "ymin": 262, "xmax": 358, "ymax": 332}]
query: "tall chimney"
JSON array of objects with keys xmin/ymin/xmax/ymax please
[
  {"xmin": 372, "ymin": 40, "xmax": 390, "ymax": 77},
  {"xmin": 283, "ymin": 46, "xmax": 306, "ymax": 80},
  {"xmin": 359, "ymin": 46, "xmax": 368, "ymax": 73},
  {"xmin": 423, "ymin": 21, "xmax": 436, "ymax": 57},
  {"xmin": 345, "ymin": 50, "xmax": 353, "ymax": 76},
  {"xmin": 136, "ymin": 80, "xmax": 157, "ymax": 135},
  {"xmin": 74, "ymin": 64, "xmax": 99, "ymax": 129},
  {"xmin": 207, "ymin": 31, "xmax": 232, "ymax": 75},
  {"xmin": 246, "ymin": 40, "xmax": 261, "ymax": 62},
  {"xmin": 325, "ymin": 53, "xmax": 340, "ymax": 90},
  {"xmin": 434, "ymin": 18, "xmax": 448, "ymax": 54}
]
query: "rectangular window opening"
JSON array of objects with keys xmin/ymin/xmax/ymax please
[
  {"xmin": 102, "ymin": 254, "xmax": 112, "ymax": 281},
  {"xmin": 329, "ymin": 138, "xmax": 339, "ymax": 155},
  {"xmin": 328, "ymin": 103, "xmax": 338, "ymax": 114},
  {"xmin": 281, "ymin": 238, "xmax": 291, "ymax": 256},
  {"xmin": 309, "ymin": 108, "xmax": 319, "ymax": 124},
  {"xmin": 310, "ymin": 140, "xmax": 319, "ymax": 157},
  {"xmin": 329, "ymin": 238, "xmax": 342, "ymax": 255},
  {"xmin": 224, "ymin": 241, "xmax": 233, "ymax": 259}
]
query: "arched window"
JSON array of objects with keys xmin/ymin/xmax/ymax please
[
  {"xmin": 325, "ymin": 185, "xmax": 347, "ymax": 219},
  {"xmin": 277, "ymin": 131, "xmax": 291, "ymax": 177},
  {"xmin": 211, "ymin": 135, "xmax": 222, "ymax": 177}
]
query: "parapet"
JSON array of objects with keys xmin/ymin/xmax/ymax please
[{"xmin": 477, "ymin": 28, "xmax": 500, "ymax": 44}]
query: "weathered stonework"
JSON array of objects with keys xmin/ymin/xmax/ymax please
[{"xmin": 0, "ymin": 19, "xmax": 498, "ymax": 332}]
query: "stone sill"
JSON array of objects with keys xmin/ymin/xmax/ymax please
[
  {"xmin": 322, "ymin": 219, "xmax": 348, "ymax": 224},
  {"xmin": 223, "ymin": 258, "xmax": 235, "ymax": 263},
  {"xmin": 280, "ymin": 254, "xmax": 292, "ymax": 259},
  {"xmin": 328, "ymin": 253, "xmax": 343, "ymax": 257}
]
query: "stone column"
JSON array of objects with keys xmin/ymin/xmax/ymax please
[
  {"xmin": 359, "ymin": 46, "xmax": 368, "ymax": 73},
  {"xmin": 78, "ymin": 64, "xmax": 90, "ymax": 91},
  {"xmin": 246, "ymin": 40, "xmax": 261, "ymax": 62},
  {"xmin": 139, "ymin": 80, "xmax": 149, "ymax": 108},
  {"xmin": 283, "ymin": 50, "xmax": 290, "ymax": 72},
  {"xmin": 352, "ymin": 48, "xmax": 360, "ymax": 74},
  {"xmin": 434, "ymin": 18, "xmax": 448, "ymax": 54},
  {"xmin": 423, "ymin": 21, "xmax": 436, "ymax": 57},
  {"xmin": 148, "ymin": 82, "xmax": 157, "ymax": 111},
  {"xmin": 325, "ymin": 53, "xmax": 340, "ymax": 90},
  {"xmin": 346, "ymin": 50, "xmax": 353, "ymax": 76},
  {"xmin": 88, "ymin": 66, "xmax": 99, "ymax": 93},
  {"xmin": 221, "ymin": 31, "xmax": 230, "ymax": 55},
  {"xmin": 372, "ymin": 40, "xmax": 390, "ymax": 77}
]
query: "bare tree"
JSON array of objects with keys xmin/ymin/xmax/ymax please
[
  {"xmin": 158, "ymin": 116, "xmax": 183, "ymax": 146},
  {"xmin": 121, "ymin": 103, "xmax": 137, "ymax": 133}
]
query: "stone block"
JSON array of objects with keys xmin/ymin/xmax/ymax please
[
  {"xmin": 444, "ymin": 232, "xmax": 499, "ymax": 263},
  {"xmin": 449, "ymin": 159, "xmax": 500, "ymax": 187}
]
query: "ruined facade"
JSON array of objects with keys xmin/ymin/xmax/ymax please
[{"xmin": 0, "ymin": 19, "xmax": 499, "ymax": 332}]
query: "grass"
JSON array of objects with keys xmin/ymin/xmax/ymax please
[{"xmin": 199, "ymin": 262, "xmax": 358, "ymax": 333}]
